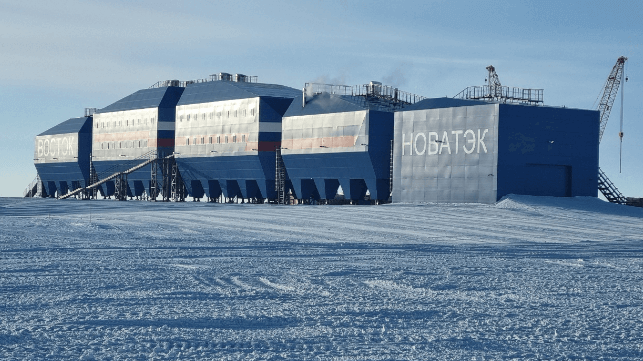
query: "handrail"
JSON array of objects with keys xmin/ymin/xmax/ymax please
[
  {"xmin": 454, "ymin": 85, "xmax": 543, "ymax": 105},
  {"xmin": 59, "ymin": 151, "xmax": 171, "ymax": 200},
  {"xmin": 149, "ymin": 74, "xmax": 258, "ymax": 89},
  {"xmin": 303, "ymin": 82, "xmax": 426, "ymax": 111}
]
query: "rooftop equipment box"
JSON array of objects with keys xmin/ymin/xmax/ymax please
[{"xmin": 392, "ymin": 98, "xmax": 599, "ymax": 204}]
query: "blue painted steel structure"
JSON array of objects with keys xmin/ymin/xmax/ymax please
[
  {"xmin": 92, "ymin": 85, "xmax": 184, "ymax": 197},
  {"xmin": 174, "ymin": 80, "xmax": 300, "ymax": 200},
  {"xmin": 281, "ymin": 92, "xmax": 395, "ymax": 201},
  {"xmin": 393, "ymin": 98, "xmax": 599, "ymax": 203},
  {"xmin": 34, "ymin": 116, "xmax": 93, "ymax": 197}
]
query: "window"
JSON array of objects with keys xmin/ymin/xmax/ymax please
[
  {"xmin": 101, "ymin": 143, "xmax": 104, "ymax": 149},
  {"xmin": 217, "ymin": 136, "xmax": 220, "ymax": 144},
  {"xmin": 187, "ymin": 114, "xmax": 190, "ymax": 122},
  {"xmin": 225, "ymin": 136, "xmax": 228, "ymax": 143},
  {"xmin": 107, "ymin": 143, "xmax": 110, "ymax": 149},
  {"xmin": 208, "ymin": 136, "xmax": 212, "ymax": 144},
  {"xmin": 242, "ymin": 134, "xmax": 245, "ymax": 142},
  {"xmin": 193, "ymin": 137, "xmax": 197, "ymax": 145},
  {"xmin": 251, "ymin": 108, "xmax": 255, "ymax": 116},
  {"xmin": 242, "ymin": 109, "xmax": 246, "ymax": 117},
  {"xmin": 233, "ymin": 135, "xmax": 237, "ymax": 143},
  {"xmin": 119, "ymin": 142, "xmax": 122, "ymax": 149},
  {"xmin": 186, "ymin": 138, "xmax": 190, "ymax": 145},
  {"xmin": 202, "ymin": 113, "xmax": 206, "ymax": 121},
  {"xmin": 151, "ymin": 117, "xmax": 155, "ymax": 123},
  {"xmin": 201, "ymin": 137, "xmax": 204, "ymax": 144},
  {"xmin": 227, "ymin": 111, "xmax": 230, "ymax": 118},
  {"xmin": 96, "ymin": 122, "xmax": 99, "ymax": 128}
]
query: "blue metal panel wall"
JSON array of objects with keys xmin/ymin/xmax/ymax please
[
  {"xmin": 281, "ymin": 109, "xmax": 394, "ymax": 201},
  {"xmin": 176, "ymin": 153, "xmax": 276, "ymax": 199},
  {"xmin": 496, "ymin": 105, "xmax": 599, "ymax": 199}
]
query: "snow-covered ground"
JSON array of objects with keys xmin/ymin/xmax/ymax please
[{"xmin": 1, "ymin": 195, "xmax": 642, "ymax": 360}]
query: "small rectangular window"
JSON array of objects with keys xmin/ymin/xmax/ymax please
[
  {"xmin": 242, "ymin": 134, "xmax": 245, "ymax": 142},
  {"xmin": 217, "ymin": 136, "xmax": 220, "ymax": 144},
  {"xmin": 225, "ymin": 136, "xmax": 228, "ymax": 143},
  {"xmin": 193, "ymin": 137, "xmax": 197, "ymax": 145},
  {"xmin": 227, "ymin": 111, "xmax": 230, "ymax": 118},
  {"xmin": 201, "ymin": 137, "xmax": 204, "ymax": 144},
  {"xmin": 234, "ymin": 110, "xmax": 238, "ymax": 117},
  {"xmin": 186, "ymin": 138, "xmax": 189, "ymax": 145},
  {"xmin": 208, "ymin": 136, "xmax": 212, "ymax": 144},
  {"xmin": 233, "ymin": 135, "xmax": 237, "ymax": 143}
]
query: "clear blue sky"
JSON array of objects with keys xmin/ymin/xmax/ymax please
[{"xmin": 1, "ymin": 0, "xmax": 642, "ymax": 197}]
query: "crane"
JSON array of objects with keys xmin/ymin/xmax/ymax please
[
  {"xmin": 596, "ymin": 56, "xmax": 628, "ymax": 204},
  {"xmin": 597, "ymin": 56, "xmax": 627, "ymax": 143}
]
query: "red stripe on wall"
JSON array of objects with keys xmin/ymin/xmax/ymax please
[{"xmin": 157, "ymin": 138, "xmax": 174, "ymax": 147}]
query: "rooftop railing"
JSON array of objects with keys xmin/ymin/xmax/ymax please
[
  {"xmin": 149, "ymin": 73, "xmax": 258, "ymax": 89},
  {"xmin": 304, "ymin": 82, "xmax": 426, "ymax": 110},
  {"xmin": 454, "ymin": 85, "xmax": 543, "ymax": 105}
]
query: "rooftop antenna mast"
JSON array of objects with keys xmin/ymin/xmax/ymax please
[{"xmin": 486, "ymin": 65, "xmax": 502, "ymax": 101}]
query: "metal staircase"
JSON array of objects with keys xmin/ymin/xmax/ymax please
[
  {"xmin": 598, "ymin": 167, "xmax": 627, "ymax": 204},
  {"xmin": 23, "ymin": 174, "xmax": 42, "ymax": 198},
  {"xmin": 58, "ymin": 150, "xmax": 161, "ymax": 200}
]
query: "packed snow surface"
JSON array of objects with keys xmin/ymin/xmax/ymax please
[{"xmin": 1, "ymin": 195, "xmax": 642, "ymax": 360}]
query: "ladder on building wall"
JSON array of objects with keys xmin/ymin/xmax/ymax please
[
  {"xmin": 275, "ymin": 148, "xmax": 287, "ymax": 204},
  {"xmin": 389, "ymin": 140, "xmax": 394, "ymax": 200},
  {"xmin": 598, "ymin": 167, "xmax": 627, "ymax": 204},
  {"xmin": 87, "ymin": 156, "xmax": 99, "ymax": 199}
]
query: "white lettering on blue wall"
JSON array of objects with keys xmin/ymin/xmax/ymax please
[{"xmin": 402, "ymin": 129, "xmax": 489, "ymax": 156}]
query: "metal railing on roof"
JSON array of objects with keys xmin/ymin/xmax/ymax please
[
  {"xmin": 304, "ymin": 82, "xmax": 426, "ymax": 110},
  {"xmin": 149, "ymin": 73, "xmax": 258, "ymax": 89},
  {"xmin": 454, "ymin": 85, "xmax": 543, "ymax": 105}
]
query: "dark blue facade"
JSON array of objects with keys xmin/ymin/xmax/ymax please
[
  {"xmin": 496, "ymin": 104, "xmax": 599, "ymax": 199},
  {"xmin": 34, "ymin": 116, "xmax": 92, "ymax": 197},
  {"xmin": 178, "ymin": 153, "xmax": 276, "ymax": 199}
]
